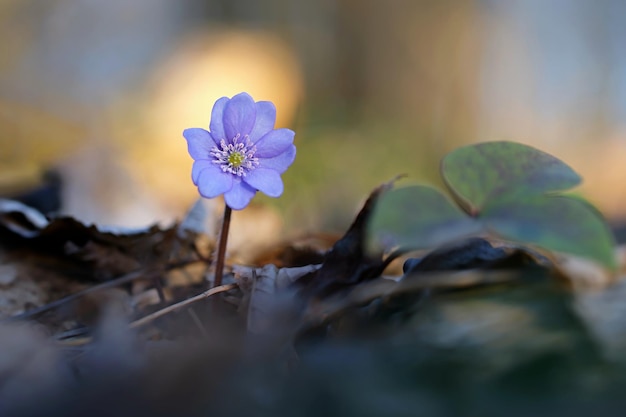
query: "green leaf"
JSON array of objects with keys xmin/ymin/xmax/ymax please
[
  {"xmin": 367, "ymin": 185, "xmax": 482, "ymax": 251},
  {"xmin": 482, "ymin": 195, "xmax": 616, "ymax": 270},
  {"xmin": 441, "ymin": 141, "xmax": 581, "ymax": 214}
]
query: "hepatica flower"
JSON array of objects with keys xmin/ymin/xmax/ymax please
[{"xmin": 183, "ymin": 92, "xmax": 296, "ymax": 210}]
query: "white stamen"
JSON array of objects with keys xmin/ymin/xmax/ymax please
[{"xmin": 210, "ymin": 134, "xmax": 259, "ymax": 177}]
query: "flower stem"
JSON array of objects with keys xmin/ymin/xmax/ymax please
[{"xmin": 213, "ymin": 205, "xmax": 232, "ymax": 288}]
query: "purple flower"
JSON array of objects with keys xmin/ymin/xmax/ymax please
[{"xmin": 183, "ymin": 93, "xmax": 296, "ymax": 210}]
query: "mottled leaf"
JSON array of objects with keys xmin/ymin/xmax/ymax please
[
  {"xmin": 483, "ymin": 195, "xmax": 616, "ymax": 269},
  {"xmin": 441, "ymin": 141, "xmax": 581, "ymax": 214},
  {"xmin": 367, "ymin": 185, "xmax": 482, "ymax": 251}
]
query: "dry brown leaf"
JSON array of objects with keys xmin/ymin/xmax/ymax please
[
  {"xmin": 553, "ymin": 245, "xmax": 626, "ymax": 290},
  {"xmin": 233, "ymin": 264, "xmax": 321, "ymax": 334}
]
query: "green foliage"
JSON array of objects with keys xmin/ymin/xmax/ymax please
[
  {"xmin": 369, "ymin": 185, "xmax": 481, "ymax": 251},
  {"xmin": 441, "ymin": 141, "xmax": 582, "ymax": 214},
  {"xmin": 368, "ymin": 141, "xmax": 616, "ymax": 269}
]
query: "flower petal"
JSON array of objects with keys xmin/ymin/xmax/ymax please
[
  {"xmin": 191, "ymin": 159, "xmax": 215, "ymax": 185},
  {"xmin": 209, "ymin": 96, "xmax": 229, "ymax": 142},
  {"xmin": 259, "ymin": 145, "xmax": 296, "ymax": 174},
  {"xmin": 223, "ymin": 93, "xmax": 256, "ymax": 140},
  {"xmin": 197, "ymin": 165, "xmax": 233, "ymax": 198},
  {"xmin": 183, "ymin": 128, "xmax": 218, "ymax": 160},
  {"xmin": 248, "ymin": 101, "xmax": 276, "ymax": 142},
  {"xmin": 243, "ymin": 168, "xmax": 284, "ymax": 198},
  {"xmin": 224, "ymin": 180, "xmax": 257, "ymax": 210},
  {"xmin": 254, "ymin": 128, "xmax": 295, "ymax": 158}
]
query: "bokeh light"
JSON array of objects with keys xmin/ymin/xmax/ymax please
[{"xmin": 1, "ymin": 0, "xmax": 625, "ymax": 235}]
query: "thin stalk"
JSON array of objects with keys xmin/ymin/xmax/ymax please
[{"xmin": 213, "ymin": 205, "xmax": 232, "ymax": 287}]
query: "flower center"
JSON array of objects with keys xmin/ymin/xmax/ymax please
[
  {"xmin": 228, "ymin": 151, "xmax": 244, "ymax": 168},
  {"xmin": 210, "ymin": 134, "xmax": 259, "ymax": 177}
]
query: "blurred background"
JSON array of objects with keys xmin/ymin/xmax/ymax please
[{"xmin": 1, "ymin": 0, "xmax": 625, "ymax": 238}]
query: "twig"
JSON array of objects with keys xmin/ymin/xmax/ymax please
[
  {"xmin": 8, "ymin": 269, "xmax": 150, "ymax": 321},
  {"xmin": 129, "ymin": 283, "xmax": 237, "ymax": 329},
  {"xmin": 381, "ymin": 247, "xmax": 411, "ymax": 269},
  {"xmin": 8, "ymin": 258, "xmax": 203, "ymax": 321},
  {"xmin": 298, "ymin": 270, "xmax": 520, "ymax": 334}
]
